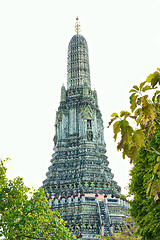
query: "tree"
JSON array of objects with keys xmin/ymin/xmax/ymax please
[
  {"xmin": 108, "ymin": 68, "xmax": 160, "ymax": 239},
  {"xmin": 108, "ymin": 68, "xmax": 160, "ymax": 201},
  {"xmin": 0, "ymin": 158, "xmax": 75, "ymax": 240},
  {"xmin": 129, "ymin": 127, "xmax": 160, "ymax": 239}
]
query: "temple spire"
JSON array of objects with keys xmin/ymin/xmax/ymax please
[
  {"xmin": 67, "ymin": 21, "xmax": 90, "ymax": 89},
  {"xmin": 75, "ymin": 17, "xmax": 81, "ymax": 34}
]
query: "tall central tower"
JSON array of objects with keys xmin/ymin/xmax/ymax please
[{"xmin": 42, "ymin": 18, "xmax": 129, "ymax": 239}]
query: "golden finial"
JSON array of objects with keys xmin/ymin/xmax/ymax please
[{"xmin": 75, "ymin": 17, "xmax": 81, "ymax": 34}]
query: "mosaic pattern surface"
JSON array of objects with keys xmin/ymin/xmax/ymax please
[
  {"xmin": 67, "ymin": 34, "xmax": 91, "ymax": 89},
  {"xmin": 42, "ymin": 31, "xmax": 129, "ymax": 239}
]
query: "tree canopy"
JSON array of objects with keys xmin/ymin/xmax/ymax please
[
  {"xmin": 0, "ymin": 158, "xmax": 75, "ymax": 240},
  {"xmin": 129, "ymin": 127, "xmax": 160, "ymax": 239}
]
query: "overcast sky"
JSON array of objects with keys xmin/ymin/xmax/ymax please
[{"xmin": 0, "ymin": 0, "xmax": 160, "ymax": 195}]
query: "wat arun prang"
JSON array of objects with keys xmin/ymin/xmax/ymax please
[{"xmin": 42, "ymin": 18, "xmax": 130, "ymax": 239}]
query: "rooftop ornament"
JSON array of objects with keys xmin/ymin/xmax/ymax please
[{"xmin": 75, "ymin": 16, "xmax": 81, "ymax": 34}]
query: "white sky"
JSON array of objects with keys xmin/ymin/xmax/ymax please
[{"xmin": 0, "ymin": 0, "xmax": 160, "ymax": 196}]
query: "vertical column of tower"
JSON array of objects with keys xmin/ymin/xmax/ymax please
[{"xmin": 69, "ymin": 108, "xmax": 77, "ymax": 135}]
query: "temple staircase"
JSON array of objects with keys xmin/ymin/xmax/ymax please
[{"xmin": 98, "ymin": 201, "xmax": 111, "ymax": 236}]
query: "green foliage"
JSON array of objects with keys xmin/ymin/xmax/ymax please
[
  {"xmin": 0, "ymin": 159, "xmax": 75, "ymax": 240},
  {"xmin": 109, "ymin": 68, "xmax": 160, "ymax": 200},
  {"xmin": 109, "ymin": 68, "xmax": 160, "ymax": 240},
  {"xmin": 129, "ymin": 128, "xmax": 160, "ymax": 239}
]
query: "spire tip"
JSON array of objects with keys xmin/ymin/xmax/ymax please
[{"xmin": 75, "ymin": 17, "xmax": 81, "ymax": 34}]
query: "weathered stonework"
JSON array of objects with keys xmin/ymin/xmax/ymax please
[{"xmin": 42, "ymin": 30, "xmax": 129, "ymax": 239}]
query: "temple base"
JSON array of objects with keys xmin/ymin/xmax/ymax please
[{"xmin": 49, "ymin": 194, "xmax": 130, "ymax": 239}]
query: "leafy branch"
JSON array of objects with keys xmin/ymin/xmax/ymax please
[{"xmin": 108, "ymin": 68, "xmax": 160, "ymax": 201}]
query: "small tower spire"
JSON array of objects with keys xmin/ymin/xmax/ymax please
[{"xmin": 75, "ymin": 17, "xmax": 81, "ymax": 34}]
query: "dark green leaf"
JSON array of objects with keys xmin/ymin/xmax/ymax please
[
  {"xmin": 154, "ymin": 162, "xmax": 160, "ymax": 174},
  {"xmin": 113, "ymin": 121, "xmax": 120, "ymax": 141},
  {"xmin": 120, "ymin": 111, "xmax": 130, "ymax": 118},
  {"xmin": 157, "ymin": 156, "xmax": 160, "ymax": 162},
  {"xmin": 151, "ymin": 77, "xmax": 159, "ymax": 87},
  {"xmin": 142, "ymin": 85, "xmax": 152, "ymax": 92},
  {"xmin": 133, "ymin": 129, "xmax": 145, "ymax": 148},
  {"xmin": 140, "ymin": 81, "xmax": 146, "ymax": 90},
  {"xmin": 132, "ymin": 85, "xmax": 139, "ymax": 91},
  {"xmin": 129, "ymin": 89, "xmax": 138, "ymax": 93},
  {"xmin": 111, "ymin": 112, "xmax": 119, "ymax": 118},
  {"xmin": 146, "ymin": 73, "xmax": 154, "ymax": 83}
]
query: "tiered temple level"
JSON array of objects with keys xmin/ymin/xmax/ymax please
[{"xmin": 48, "ymin": 195, "xmax": 130, "ymax": 239}]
